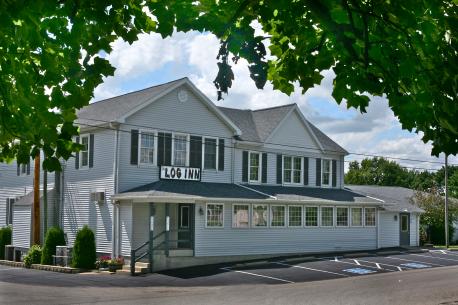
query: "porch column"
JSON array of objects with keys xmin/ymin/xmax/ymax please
[
  {"xmin": 165, "ymin": 203, "xmax": 170, "ymax": 257},
  {"xmin": 148, "ymin": 203, "xmax": 154, "ymax": 273}
]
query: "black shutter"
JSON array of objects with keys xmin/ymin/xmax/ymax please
[
  {"xmin": 316, "ymin": 158, "xmax": 321, "ymax": 186},
  {"xmin": 218, "ymin": 139, "xmax": 224, "ymax": 171},
  {"xmin": 303, "ymin": 157, "xmax": 309, "ymax": 185},
  {"xmin": 130, "ymin": 130, "xmax": 139, "ymax": 165},
  {"xmin": 158, "ymin": 132, "xmax": 172, "ymax": 166},
  {"xmin": 6, "ymin": 199, "xmax": 9, "ymax": 225},
  {"xmin": 276, "ymin": 154, "xmax": 282, "ymax": 184},
  {"xmin": 242, "ymin": 151, "xmax": 248, "ymax": 182},
  {"xmin": 17, "ymin": 163, "xmax": 20, "ymax": 176},
  {"xmin": 332, "ymin": 160, "xmax": 337, "ymax": 187},
  {"xmin": 89, "ymin": 134, "xmax": 94, "ymax": 168},
  {"xmin": 261, "ymin": 153, "xmax": 268, "ymax": 183},
  {"xmin": 75, "ymin": 136, "xmax": 80, "ymax": 169},
  {"xmin": 26, "ymin": 161, "xmax": 30, "ymax": 175},
  {"xmin": 190, "ymin": 136, "xmax": 202, "ymax": 168}
]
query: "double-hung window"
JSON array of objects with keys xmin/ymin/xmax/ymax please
[
  {"xmin": 140, "ymin": 131, "xmax": 155, "ymax": 165},
  {"xmin": 232, "ymin": 204, "xmax": 249, "ymax": 228},
  {"xmin": 305, "ymin": 206, "xmax": 318, "ymax": 227},
  {"xmin": 19, "ymin": 163, "xmax": 27, "ymax": 175},
  {"xmin": 206, "ymin": 204, "xmax": 224, "ymax": 227},
  {"xmin": 283, "ymin": 156, "xmax": 302, "ymax": 184},
  {"xmin": 6, "ymin": 198, "xmax": 14, "ymax": 225},
  {"xmin": 322, "ymin": 159, "xmax": 331, "ymax": 186},
  {"xmin": 80, "ymin": 135, "xmax": 89, "ymax": 168},
  {"xmin": 321, "ymin": 207, "xmax": 334, "ymax": 227},
  {"xmin": 365, "ymin": 207, "xmax": 376, "ymax": 226},
  {"xmin": 249, "ymin": 152, "xmax": 261, "ymax": 183},
  {"xmin": 270, "ymin": 205, "xmax": 286, "ymax": 227},
  {"xmin": 336, "ymin": 207, "xmax": 349, "ymax": 226},
  {"xmin": 252, "ymin": 204, "xmax": 268, "ymax": 227},
  {"xmin": 351, "ymin": 208, "xmax": 363, "ymax": 226},
  {"xmin": 173, "ymin": 134, "xmax": 188, "ymax": 166},
  {"xmin": 288, "ymin": 205, "xmax": 302, "ymax": 227},
  {"xmin": 203, "ymin": 138, "xmax": 217, "ymax": 170}
]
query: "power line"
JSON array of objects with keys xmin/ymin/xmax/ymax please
[{"xmin": 76, "ymin": 116, "xmax": 455, "ymax": 166}]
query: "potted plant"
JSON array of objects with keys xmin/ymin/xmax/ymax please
[
  {"xmin": 107, "ymin": 256, "xmax": 124, "ymax": 273},
  {"xmin": 95, "ymin": 255, "xmax": 111, "ymax": 271}
]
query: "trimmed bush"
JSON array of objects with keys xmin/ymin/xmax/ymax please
[
  {"xmin": 24, "ymin": 245, "xmax": 42, "ymax": 268},
  {"xmin": 72, "ymin": 225, "xmax": 96, "ymax": 269},
  {"xmin": 41, "ymin": 227, "xmax": 66, "ymax": 265},
  {"xmin": 0, "ymin": 226, "xmax": 12, "ymax": 260}
]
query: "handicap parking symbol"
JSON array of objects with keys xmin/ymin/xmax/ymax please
[
  {"xmin": 343, "ymin": 268, "xmax": 376, "ymax": 275},
  {"xmin": 400, "ymin": 263, "xmax": 431, "ymax": 269}
]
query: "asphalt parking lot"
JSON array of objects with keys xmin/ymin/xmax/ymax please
[{"xmin": 159, "ymin": 249, "xmax": 458, "ymax": 285}]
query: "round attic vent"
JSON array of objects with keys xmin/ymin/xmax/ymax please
[{"xmin": 178, "ymin": 90, "xmax": 188, "ymax": 102}]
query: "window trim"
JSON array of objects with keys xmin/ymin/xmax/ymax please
[
  {"xmin": 231, "ymin": 203, "xmax": 250, "ymax": 228},
  {"xmin": 138, "ymin": 129, "xmax": 157, "ymax": 167},
  {"xmin": 320, "ymin": 206, "xmax": 335, "ymax": 227},
  {"xmin": 202, "ymin": 136, "xmax": 219, "ymax": 171},
  {"xmin": 248, "ymin": 151, "xmax": 262, "ymax": 184},
  {"xmin": 400, "ymin": 214, "xmax": 409, "ymax": 232},
  {"xmin": 270, "ymin": 205, "xmax": 286, "ymax": 228},
  {"xmin": 79, "ymin": 134, "xmax": 90, "ymax": 169},
  {"xmin": 205, "ymin": 203, "xmax": 224, "ymax": 228},
  {"xmin": 304, "ymin": 206, "xmax": 319, "ymax": 228},
  {"xmin": 321, "ymin": 159, "xmax": 332, "ymax": 187},
  {"xmin": 6, "ymin": 198, "xmax": 15, "ymax": 226},
  {"xmin": 251, "ymin": 204, "xmax": 269, "ymax": 228},
  {"xmin": 336, "ymin": 206, "xmax": 349, "ymax": 227},
  {"xmin": 171, "ymin": 132, "xmax": 190, "ymax": 167},
  {"xmin": 364, "ymin": 207, "xmax": 377, "ymax": 227},
  {"xmin": 282, "ymin": 155, "xmax": 303, "ymax": 185},
  {"xmin": 287, "ymin": 205, "xmax": 303, "ymax": 227},
  {"xmin": 350, "ymin": 207, "xmax": 363, "ymax": 227},
  {"xmin": 19, "ymin": 163, "xmax": 28, "ymax": 176}
]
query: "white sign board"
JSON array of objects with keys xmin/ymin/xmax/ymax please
[
  {"xmin": 160, "ymin": 166, "xmax": 201, "ymax": 181},
  {"xmin": 150, "ymin": 216, "xmax": 154, "ymax": 231}
]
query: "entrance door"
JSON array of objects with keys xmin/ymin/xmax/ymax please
[
  {"xmin": 400, "ymin": 213, "xmax": 410, "ymax": 246},
  {"xmin": 178, "ymin": 204, "xmax": 193, "ymax": 248}
]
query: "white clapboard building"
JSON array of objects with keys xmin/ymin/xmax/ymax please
[{"xmin": 0, "ymin": 77, "xmax": 423, "ymax": 271}]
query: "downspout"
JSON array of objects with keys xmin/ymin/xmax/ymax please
[
  {"xmin": 111, "ymin": 124, "xmax": 120, "ymax": 257},
  {"xmin": 376, "ymin": 209, "xmax": 380, "ymax": 249},
  {"xmin": 231, "ymin": 138, "xmax": 236, "ymax": 184}
]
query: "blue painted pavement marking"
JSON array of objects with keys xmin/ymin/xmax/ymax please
[
  {"xmin": 343, "ymin": 268, "xmax": 377, "ymax": 275},
  {"xmin": 400, "ymin": 263, "xmax": 431, "ymax": 269}
]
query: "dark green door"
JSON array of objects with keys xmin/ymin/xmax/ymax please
[
  {"xmin": 400, "ymin": 213, "xmax": 410, "ymax": 246},
  {"xmin": 178, "ymin": 204, "xmax": 193, "ymax": 248}
]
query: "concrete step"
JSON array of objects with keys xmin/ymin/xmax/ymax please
[{"xmin": 121, "ymin": 262, "xmax": 150, "ymax": 274}]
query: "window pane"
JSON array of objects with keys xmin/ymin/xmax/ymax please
[
  {"xmin": 288, "ymin": 206, "xmax": 302, "ymax": 227},
  {"xmin": 140, "ymin": 133, "xmax": 154, "ymax": 164},
  {"xmin": 321, "ymin": 207, "xmax": 334, "ymax": 226},
  {"xmin": 271, "ymin": 206, "xmax": 286, "ymax": 227},
  {"xmin": 180, "ymin": 206, "xmax": 189, "ymax": 228},
  {"xmin": 365, "ymin": 208, "xmax": 376, "ymax": 226},
  {"xmin": 21, "ymin": 164, "xmax": 27, "ymax": 174},
  {"xmin": 322, "ymin": 160, "xmax": 330, "ymax": 185},
  {"xmin": 204, "ymin": 138, "xmax": 217, "ymax": 169},
  {"xmin": 174, "ymin": 135, "xmax": 187, "ymax": 166},
  {"xmin": 233, "ymin": 204, "xmax": 249, "ymax": 228},
  {"xmin": 283, "ymin": 156, "xmax": 291, "ymax": 183},
  {"xmin": 249, "ymin": 153, "xmax": 260, "ymax": 181},
  {"xmin": 305, "ymin": 207, "xmax": 318, "ymax": 227},
  {"xmin": 401, "ymin": 215, "xmax": 408, "ymax": 232},
  {"xmin": 252, "ymin": 204, "xmax": 267, "ymax": 227},
  {"xmin": 81, "ymin": 137, "xmax": 89, "ymax": 167},
  {"xmin": 351, "ymin": 208, "xmax": 363, "ymax": 226},
  {"xmin": 207, "ymin": 204, "xmax": 223, "ymax": 227},
  {"xmin": 336, "ymin": 207, "xmax": 348, "ymax": 226}
]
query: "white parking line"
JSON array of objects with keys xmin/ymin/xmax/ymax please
[
  {"xmin": 429, "ymin": 250, "xmax": 458, "ymax": 258},
  {"xmin": 274, "ymin": 261, "xmax": 349, "ymax": 277},
  {"xmin": 355, "ymin": 259, "xmax": 406, "ymax": 271},
  {"xmin": 220, "ymin": 267, "xmax": 295, "ymax": 284},
  {"xmin": 410, "ymin": 253, "xmax": 458, "ymax": 262},
  {"xmin": 353, "ymin": 259, "xmax": 361, "ymax": 265},
  {"xmin": 384, "ymin": 256, "xmax": 445, "ymax": 267},
  {"xmin": 323, "ymin": 258, "xmax": 393, "ymax": 272}
]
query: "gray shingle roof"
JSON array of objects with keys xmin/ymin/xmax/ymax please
[{"xmin": 345, "ymin": 185, "xmax": 425, "ymax": 213}]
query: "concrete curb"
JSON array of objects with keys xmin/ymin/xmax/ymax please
[
  {"xmin": 233, "ymin": 260, "xmax": 269, "ymax": 269},
  {"xmin": 406, "ymin": 249, "xmax": 428, "ymax": 254},
  {"xmin": 282, "ymin": 256, "xmax": 316, "ymax": 264},
  {"xmin": 343, "ymin": 252, "xmax": 373, "ymax": 258},
  {"xmin": 376, "ymin": 250, "xmax": 402, "ymax": 256}
]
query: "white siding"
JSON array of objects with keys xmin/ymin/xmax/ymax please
[
  {"xmin": 12, "ymin": 205, "xmax": 31, "ymax": 248},
  {"xmin": 119, "ymin": 203, "xmax": 132, "ymax": 256},
  {"xmin": 379, "ymin": 211, "xmax": 399, "ymax": 248},
  {"xmin": 410, "ymin": 213, "xmax": 419, "ymax": 247},
  {"xmin": 194, "ymin": 202, "xmax": 377, "ymax": 256}
]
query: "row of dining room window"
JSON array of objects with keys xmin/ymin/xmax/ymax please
[{"xmin": 205, "ymin": 203, "xmax": 377, "ymax": 228}]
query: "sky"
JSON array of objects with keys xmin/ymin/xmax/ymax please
[{"xmin": 92, "ymin": 31, "xmax": 457, "ymax": 172}]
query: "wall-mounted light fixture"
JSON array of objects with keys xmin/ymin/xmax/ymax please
[{"xmin": 199, "ymin": 206, "xmax": 204, "ymax": 216}]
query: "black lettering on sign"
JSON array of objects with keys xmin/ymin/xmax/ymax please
[
  {"xmin": 177, "ymin": 168, "xmax": 181, "ymax": 178},
  {"xmin": 188, "ymin": 169, "xmax": 194, "ymax": 179},
  {"xmin": 165, "ymin": 168, "xmax": 170, "ymax": 178},
  {"xmin": 170, "ymin": 168, "xmax": 176, "ymax": 178},
  {"xmin": 195, "ymin": 169, "xmax": 200, "ymax": 180}
]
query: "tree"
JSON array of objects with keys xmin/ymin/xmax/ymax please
[
  {"xmin": 72, "ymin": 225, "xmax": 96, "ymax": 269},
  {"xmin": 1, "ymin": 1, "xmax": 457, "ymax": 169}
]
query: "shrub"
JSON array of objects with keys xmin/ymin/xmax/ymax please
[
  {"xmin": 72, "ymin": 225, "xmax": 96, "ymax": 269},
  {"xmin": 41, "ymin": 227, "xmax": 66, "ymax": 265},
  {"xmin": 0, "ymin": 226, "xmax": 12, "ymax": 260},
  {"xmin": 23, "ymin": 245, "xmax": 42, "ymax": 268}
]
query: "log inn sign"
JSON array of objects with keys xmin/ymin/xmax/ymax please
[{"xmin": 160, "ymin": 166, "xmax": 201, "ymax": 181}]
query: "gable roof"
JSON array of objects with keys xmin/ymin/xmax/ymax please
[{"xmin": 218, "ymin": 104, "xmax": 348, "ymax": 154}]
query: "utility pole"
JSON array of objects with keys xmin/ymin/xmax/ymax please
[
  {"xmin": 445, "ymin": 154, "xmax": 449, "ymax": 249},
  {"xmin": 33, "ymin": 154, "xmax": 41, "ymax": 245}
]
